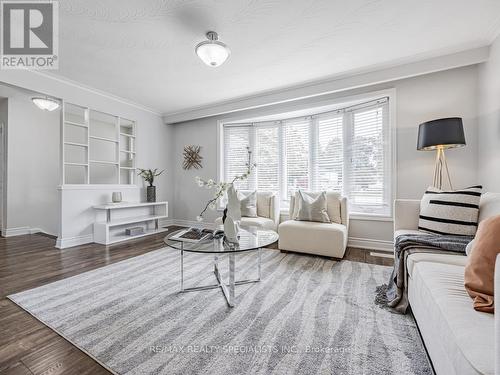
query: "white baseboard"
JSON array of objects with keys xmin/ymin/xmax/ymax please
[
  {"xmin": 3, "ymin": 226, "xmax": 31, "ymax": 237},
  {"xmin": 56, "ymin": 234, "xmax": 94, "ymax": 249},
  {"xmin": 3, "ymin": 226, "xmax": 45, "ymax": 237},
  {"xmin": 159, "ymin": 218, "xmax": 174, "ymax": 227},
  {"xmin": 369, "ymin": 251, "xmax": 394, "ymax": 259},
  {"xmin": 347, "ymin": 237, "xmax": 393, "ymax": 252}
]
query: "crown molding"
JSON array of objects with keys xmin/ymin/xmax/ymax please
[
  {"xmin": 0, "ymin": 69, "xmax": 163, "ymax": 116},
  {"xmin": 31, "ymin": 70, "xmax": 163, "ymax": 115},
  {"xmin": 163, "ymin": 46, "xmax": 490, "ymax": 124}
]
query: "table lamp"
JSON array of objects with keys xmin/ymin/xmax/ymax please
[{"xmin": 417, "ymin": 117, "xmax": 466, "ymax": 189}]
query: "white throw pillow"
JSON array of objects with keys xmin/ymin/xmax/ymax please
[
  {"xmin": 291, "ymin": 191, "xmax": 342, "ymax": 224},
  {"xmin": 324, "ymin": 191, "xmax": 342, "ymax": 224},
  {"xmin": 238, "ymin": 190, "xmax": 258, "ymax": 218},
  {"xmin": 294, "ymin": 191, "xmax": 331, "ymax": 223},
  {"xmin": 256, "ymin": 192, "xmax": 274, "ymax": 219},
  {"xmin": 418, "ymin": 185, "xmax": 482, "ymax": 236}
]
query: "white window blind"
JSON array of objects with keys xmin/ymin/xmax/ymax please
[
  {"xmin": 348, "ymin": 105, "xmax": 388, "ymax": 215},
  {"xmin": 222, "ymin": 97, "xmax": 391, "ymax": 216},
  {"xmin": 223, "ymin": 124, "xmax": 252, "ymax": 190},
  {"xmin": 255, "ymin": 124, "xmax": 279, "ymax": 192},
  {"xmin": 284, "ymin": 118, "xmax": 310, "ymax": 197},
  {"xmin": 314, "ymin": 114, "xmax": 343, "ymax": 191}
]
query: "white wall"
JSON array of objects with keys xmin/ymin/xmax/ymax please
[
  {"xmin": 0, "ymin": 85, "xmax": 60, "ymax": 236},
  {"xmin": 171, "ymin": 65, "xmax": 479, "ymax": 247},
  {"xmin": 394, "ymin": 66, "xmax": 478, "ymax": 197},
  {"xmin": 172, "ymin": 119, "xmax": 219, "ymax": 227},
  {"xmin": 0, "ymin": 71, "xmax": 174, "ymax": 245},
  {"xmin": 478, "ymin": 35, "xmax": 500, "ymax": 192}
]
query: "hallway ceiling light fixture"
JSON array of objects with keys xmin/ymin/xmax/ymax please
[
  {"xmin": 32, "ymin": 97, "xmax": 60, "ymax": 111},
  {"xmin": 195, "ymin": 31, "xmax": 230, "ymax": 67}
]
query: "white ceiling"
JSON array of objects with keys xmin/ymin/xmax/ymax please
[{"xmin": 55, "ymin": 0, "xmax": 500, "ymax": 115}]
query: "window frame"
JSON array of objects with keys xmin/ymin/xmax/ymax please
[{"xmin": 217, "ymin": 89, "xmax": 396, "ymax": 220}]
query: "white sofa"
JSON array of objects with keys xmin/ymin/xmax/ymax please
[
  {"xmin": 214, "ymin": 191, "xmax": 279, "ymax": 231},
  {"xmin": 278, "ymin": 192, "xmax": 349, "ymax": 259},
  {"xmin": 394, "ymin": 193, "xmax": 500, "ymax": 375}
]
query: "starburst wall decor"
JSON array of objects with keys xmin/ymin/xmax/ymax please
[{"xmin": 183, "ymin": 145, "xmax": 203, "ymax": 170}]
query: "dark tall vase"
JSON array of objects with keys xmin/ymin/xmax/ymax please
[{"xmin": 147, "ymin": 186, "xmax": 156, "ymax": 202}]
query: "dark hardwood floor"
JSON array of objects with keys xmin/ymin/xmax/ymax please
[{"xmin": 0, "ymin": 229, "xmax": 393, "ymax": 375}]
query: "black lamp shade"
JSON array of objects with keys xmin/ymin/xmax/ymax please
[{"xmin": 417, "ymin": 117, "xmax": 466, "ymax": 150}]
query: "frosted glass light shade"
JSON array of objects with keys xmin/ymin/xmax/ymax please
[
  {"xmin": 195, "ymin": 40, "xmax": 230, "ymax": 67},
  {"xmin": 32, "ymin": 97, "xmax": 60, "ymax": 111}
]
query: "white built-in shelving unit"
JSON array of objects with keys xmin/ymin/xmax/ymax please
[
  {"xmin": 93, "ymin": 202, "xmax": 169, "ymax": 245},
  {"xmin": 59, "ymin": 103, "xmax": 170, "ymax": 248},
  {"xmin": 61, "ymin": 102, "xmax": 136, "ymax": 185}
]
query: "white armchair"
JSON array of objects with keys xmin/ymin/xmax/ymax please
[
  {"xmin": 214, "ymin": 191, "xmax": 279, "ymax": 231},
  {"xmin": 278, "ymin": 192, "xmax": 349, "ymax": 259}
]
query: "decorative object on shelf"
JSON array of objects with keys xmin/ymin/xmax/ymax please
[
  {"xmin": 195, "ymin": 31, "xmax": 230, "ymax": 67},
  {"xmin": 32, "ymin": 96, "xmax": 60, "ymax": 111},
  {"xmin": 147, "ymin": 186, "xmax": 156, "ymax": 203},
  {"xmin": 138, "ymin": 168, "xmax": 164, "ymax": 202},
  {"xmin": 112, "ymin": 192, "xmax": 122, "ymax": 203},
  {"xmin": 417, "ymin": 117, "xmax": 466, "ymax": 189},
  {"xmin": 125, "ymin": 227, "xmax": 144, "ymax": 236},
  {"xmin": 183, "ymin": 145, "xmax": 203, "ymax": 170},
  {"xmin": 195, "ymin": 147, "xmax": 256, "ymax": 243}
]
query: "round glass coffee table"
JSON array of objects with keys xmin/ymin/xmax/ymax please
[{"xmin": 164, "ymin": 227, "xmax": 278, "ymax": 307}]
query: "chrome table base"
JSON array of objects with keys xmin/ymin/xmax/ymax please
[{"xmin": 180, "ymin": 247, "xmax": 261, "ymax": 307}]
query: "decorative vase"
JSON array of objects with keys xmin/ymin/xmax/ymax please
[
  {"xmin": 146, "ymin": 186, "xmax": 156, "ymax": 202},
  {"xmin": 112, "ymin": 192, "xmax": 122, "ymax": 203},
  {"xmin": 223, "ymin": 185, "xmax": 241, "ymax": 243},
  {"xmin": 226, "ymin": 186, "xmax": 241, "ymax": 221},
  {"xmin": 224, "ymin": 216, "xmax": 240, "ymax": 243}
]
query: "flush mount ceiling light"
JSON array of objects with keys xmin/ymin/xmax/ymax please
[
  {"xmin": 195, "ymin": 31, "xmax": 230, "ymax": 67},
  {"xmin": 32, "ymin": 96, "xmax": 60, "ymax": 111}
]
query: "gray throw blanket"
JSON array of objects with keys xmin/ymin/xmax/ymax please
[{"xmin": 376, "ymin": 234, "xmax": 472, "ymax": 314}]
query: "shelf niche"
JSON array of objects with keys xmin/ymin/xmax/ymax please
[{"xmin": 62, "ymin": 102, "xmax": 137, "ymax": 185}]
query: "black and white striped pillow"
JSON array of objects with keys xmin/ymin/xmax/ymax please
[{"xmin": 418, "ymin": 185, "xmax": 482, "ymax": 236}]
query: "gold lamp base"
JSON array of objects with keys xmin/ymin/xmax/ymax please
[{"xmin": 433, "ymin": 146, "xmax": 453, "ymax": 190}]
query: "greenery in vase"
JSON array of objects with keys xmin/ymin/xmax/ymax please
[
  {"xmin": 137, "ymin": 168, "xmax": 164, "ymax": 187},
  {"xmin": 195, "ymin": 147, "xmax": 256, "ymax": 221}
]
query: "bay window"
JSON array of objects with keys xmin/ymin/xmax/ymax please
[{"xmin": 221, "ymin": 97, "xmax": 392, "ymax": 216}]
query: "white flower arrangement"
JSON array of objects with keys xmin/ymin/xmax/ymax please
[{"xmin": 196, "ymin": 147, "xmax": 256, "ymax": 220}]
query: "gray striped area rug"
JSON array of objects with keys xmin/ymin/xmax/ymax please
[{"xmin": 8, "ymin": 248, "xmax": 432, "ymax": 375}]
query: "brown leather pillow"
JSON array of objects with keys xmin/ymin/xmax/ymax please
[{"xmin": 464, "ymin": 215, "xmax": 500, "ymax": 313}]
